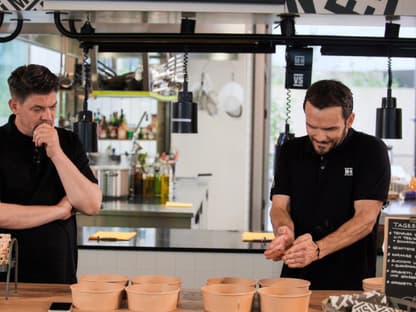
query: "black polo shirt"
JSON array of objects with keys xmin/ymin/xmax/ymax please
[
  {"xmin": 0, "ymin": 114, "xmax": 97, "ymax": 283},
  {"xmin": 271, "ymin": 128, "xmax": 390, "ymax": 290}
]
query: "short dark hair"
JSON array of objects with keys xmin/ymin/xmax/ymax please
[
  {"xmin": 8, "ymin": 64, "xmax": 59, "ymax": 102},
  {"xmin": 303, "ymin": 80, "xmax": 353, "ymax": 120}
]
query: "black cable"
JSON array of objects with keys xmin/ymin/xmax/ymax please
[
  {"xmin": 183, "ymin": 51, "xmax": 189, "ymax": 93},
  {"xmin": 387, "ymin": 56, "xmax": 392, "ymax": 100},
  {"xmin": 285, "ymin": 88, "xmax": 292, "ymax": 126},
  {"xmin": 82, "ymin": 47, "xmax": 91, "ymax": 113}
]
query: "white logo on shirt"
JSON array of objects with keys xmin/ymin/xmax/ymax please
[{"xmin": 344, "ymin": 168, "xmax": 353, "ymax": 176}]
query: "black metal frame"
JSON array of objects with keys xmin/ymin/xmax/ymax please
[{"xmin": 52, "ymin": 12, "xmax": 416, "ymax": 57}]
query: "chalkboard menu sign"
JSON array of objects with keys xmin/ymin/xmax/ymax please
[{"xmin": 384, "ymin": 217, "xmax": 416, "ymax": 299}]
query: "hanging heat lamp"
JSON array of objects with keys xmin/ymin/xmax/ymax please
[
  {"xmin": 72, "ymin": 19, "xmax": 98, "ymax": 152},
  {"xmin": 375, "ymin": 56, "xmax": 402, "ymax": 139},
  {"xmin": 274, "ymin": 44, "xmax": 313, "ymax": 175},
  {"xmin": 375, "ymin": 21, "xmax": 402, "ymax": 140},
  {"xmin": 171, "ymin": 18, "xmax": 198, "ymax": 133}
]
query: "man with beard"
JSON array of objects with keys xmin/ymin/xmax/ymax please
[
  {"xmin": 264, "ymin": 80, "xmax": 390, "ymax": 290},
  {"xmin": 0, "ymin": 64, "xmax": 101, "ymax": 283}
]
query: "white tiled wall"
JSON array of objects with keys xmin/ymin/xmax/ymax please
[
  {"xmin": 78, "ymin": 249, "xmax": 283, "ymax": 289},
  {"xmin": 88, "ymin": 96, "xmax": 158, "ymax": 157},
  {"xmin": 88, "ymin": 96, "xmax": 157, "ymax": 130},
  {"xmin": 78, "ymin": 249, "xmax": 385, "ymax": 288},
  {"xmin": 98, "ymin": 139, "xmax": 157, "ymax": 159}
]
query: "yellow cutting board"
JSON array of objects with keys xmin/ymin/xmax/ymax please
[
  {"xmin": 165, "ymin": 201, "xmax": 192, "ymax": 208},
  {"xmin": 242, "ymin": 231, "xmax": 275, "ymax": 242},
  {"xmin": 89, "ymin": 231, "xmax": 136, "ymax": 241}
]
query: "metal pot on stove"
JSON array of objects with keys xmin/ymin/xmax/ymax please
[{"xmin": 94, "ymin": 166, "xmax": 130, "ymax": 200}]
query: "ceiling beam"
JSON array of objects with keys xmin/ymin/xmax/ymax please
[{"xmin": 53, "ymin": 12, "xmax": 416, "ymax": 57}]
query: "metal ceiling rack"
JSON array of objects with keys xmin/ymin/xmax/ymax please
[{"xmin": 52, "ymin": 12, "xmax": 416, "ymax": 57}]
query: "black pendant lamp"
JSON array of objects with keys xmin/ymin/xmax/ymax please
[
  {"xmin": 375, "ymin": 56, "xmax": 402, "ymax": 139},
  {"xmin": 171, "ymin": 18, "xmax": 198, "ymax": 133},
  {"xmin": 72, "ymin": 19, "xmax": 98, "ymax": 152}
]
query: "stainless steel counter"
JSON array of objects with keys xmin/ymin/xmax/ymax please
[
  {"xmin": 76, "ymin": 177, "xmax": 208, "ymax": 229},
  {"xmin": 78, "ymin": 226, "xmax": 267, "ymax": 252},
  {"xmin": 380, "ymin": 200, "xmax": 416, "ymax": 224}
]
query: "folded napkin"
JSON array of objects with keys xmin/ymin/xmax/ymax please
[
  {"xmin": 242, "ymin": 232, "xmax": 275, "ymax": 242},
  {"xmin": 323, "ymin": 291, "xmax": 404, "ymax": 312},
  {"xmin": 89, "ymin": 231, "xmax": 136, "ymax": 241},
  {"xmin": 165, "ymin": 201, "xmax": 193, "ymax": 208}
]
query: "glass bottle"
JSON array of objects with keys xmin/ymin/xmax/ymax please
[
  {"xmin": 117, "ymin": 109, "xmax": 128, "ymax": 140},
  {"xmin": 99, "ymin": 116, "xmax": 108, "ymax": 139},
  {"xmin": 95, "ymin": 109, "xmax": 102, "ymax": 138},
  {"xmin": 160, "ymin": 159, "xmax": 171, "ymax": 204},
  {"xmin": 153, "ymin": 154, "xmax": 161, "ymax": 197},
  {"xmin": 96, "ymin": 109, "xmax": 101, "ymax": 124},
  {"xmin": 143, "ymin": 165, "xmax": 155, "ymax": 198},
  {"xmin": 138, "ymin": 127, "xmax": 145, "ymax": 140},
  {"xmin": 134, "ymin": 163, "xmax": 144, "ymax": 198},
  {"xmin": 109, "ymin": 112, "xmax": 119, "ymax": 139}
]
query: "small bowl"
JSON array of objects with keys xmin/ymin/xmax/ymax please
[
  {"xmin": 258, "ymin": 285, "xmax": 312, "ymax": 312},
  {"xmin": 202, "ymin": 284, "xmax": 256, "ymax": 312},
  {"xmin": 258, "ymin": 277, "xmax": 311, "ymax": 290},
  {"xmin": 131, "ymin": 275, "xmax": 182, "ymax": 289},
  {"xmin": 71, "ymin": 281, "xmax": 124, "ymax": 311},
  {"xmin": 362, "ymin": 277, "xmax": 384, "ymax": 292},
  {"xmin": 78, "ymin": 273, "xmax": 129, "ymax": 286},
  {"xmin": 206, "ymin": 276, "xmax": 257, "ymax": 287},
  {"xmin": 126, "ymin": 283, "xmax": 179, "ymax": 312}
]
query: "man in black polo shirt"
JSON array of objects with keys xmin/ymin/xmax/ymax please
[
  {"xmin": 264, "ymin": 80, "xmax": 390, "ymax": 290},
  {"xmin": 0, "ymin": 64, "xmax": 102, "ymax": 283}
]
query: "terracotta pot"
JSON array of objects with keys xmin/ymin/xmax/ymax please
[
  {"xmin": 206, "ymin": 276, "xmax": 257, "ymax": 287},
  {"xmin": 78, "ymin": 273, "xmax": 129, "ymax": 286},
  {"xmin": 257, "ymin": 286, "xmax": 311, "ymax": 312},
  {"xmin": 71, "ymin": 282, "xmax": 124, "ymax": 311},
  {"xmin": 202, "ymin": 284, "xmax": 255, "ymax": 312},
  {"xmin": 257, "ymin": 277, "xmax": 310, "ymax": 290},
  {"xmin": 130, "ymin": 275, "xmax": 181, "ymax": 289},
  {"xmin": 126, "ymin": 283, "xmax": 179, "ymax": 312}
]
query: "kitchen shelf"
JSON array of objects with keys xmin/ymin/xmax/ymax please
[{"xmin": 91, "ymin": 90, "xmax": 177, "ymax": 102}]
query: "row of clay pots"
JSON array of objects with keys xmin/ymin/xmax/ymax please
[{"xmin": 202, "ymin": 283, "xmax": 312, "ymax": 312}]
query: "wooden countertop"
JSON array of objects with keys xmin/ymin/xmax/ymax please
[{"xmin": 0, "ymin": 283, "xmax": 356, "ymax": 311}]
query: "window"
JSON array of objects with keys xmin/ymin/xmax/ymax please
[
  {"xmin": 0, "ymin": 40, "xmax": 28, "ymax": 124},
  {"xmin": 0, "ymin": 41, "xmax": 62, "ymax": 126},
  {"xmin": 266, "ymin": 24, "xmax": 416, "ymax": 231}
]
